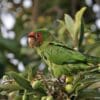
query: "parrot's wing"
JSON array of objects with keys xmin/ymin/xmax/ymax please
[{"xmin": 42, "ymin": 42, "xmax": 86, "ymax": 65}]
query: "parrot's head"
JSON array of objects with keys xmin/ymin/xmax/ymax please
[{"xmin": 28, "ymin": 29, "xmax": 50, "ymax": 48}]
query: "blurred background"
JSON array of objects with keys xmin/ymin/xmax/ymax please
[{"xmin": 0, "ymin": 0, "xmax": 100, "ymax": 78}]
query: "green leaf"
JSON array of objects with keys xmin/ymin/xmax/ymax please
[
  {"xmin": 74, "ymin": 72, "xmax": 100, "ymax": 94},
  {"xmin": 64, "ymin": 14, "xmax": 74, "ymax": 39},
  {"xmin": 0, "ymin": 37, "xmax": 20, "ymax": 53},
  {"xmin": 74, "ymin": 7, "xmax": 87, "ymax": 39},
  {"xmin": 58, "ymin": 20, "xmax": 66, "ymax": 34},
  {"xmin": 57, "ymin": 20, "xmax": 67, "ymax": 42},
  {"xmin": 78, "ymin": 19, "xmax": 84, "ymax": 50},
  {"xmin": 77, "ymin": 89, "xmax": 100, "ymax": 100},
  {"xmin": 6, "ymin": 72, "xmax": 33, "ymax": 91},
  {"xmin": 0, "ymin": 82, "xmax": 22, "ymax": 92}
]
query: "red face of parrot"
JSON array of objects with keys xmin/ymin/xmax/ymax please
[{"xmin": 28, "ymin": 32, "xmax": 43, "ymax": 48}]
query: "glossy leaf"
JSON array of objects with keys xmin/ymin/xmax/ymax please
[
  {"xmin": 78, "ymin": 19, "xmax": 84, "ymax": 51},
  {"xmin": 6, "ymin": 72, "xmax": 33, "ymax": 91},
  {"xmin": 74, "ymin": 7, "xmax": 86, "ymax": 39},
  {"xmin": 64, "ymin": 14, "xmax": 74, "ymax": 39},
  {"xmin": 77, "ymin": 89, "xmax": 100, "ymax": 100}
]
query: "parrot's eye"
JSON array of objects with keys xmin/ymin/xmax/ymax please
[
  {"xmin": 35, "ymin": 33, "xmax": 41, "ymax": 39},
  {"xmin": 35, "ymin": 32, "xmax": 42, "ymax": 45}
]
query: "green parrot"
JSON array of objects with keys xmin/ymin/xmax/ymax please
[{"xmin": 28, "ymin": 29, "xmax": 100, "ymax": 77}]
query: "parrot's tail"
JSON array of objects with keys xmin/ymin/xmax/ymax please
[{"xmin": 86, "ymin": 55, "xmax": 100, "ymax": 64}]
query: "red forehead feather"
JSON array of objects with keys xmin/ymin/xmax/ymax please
[
  {"xmin": 37, "ymin": 32, "xmax": 43, "ymax": 42},
  {"xmin": 28, "ymin": 32, "xmax": 35, "ymax": 37}
]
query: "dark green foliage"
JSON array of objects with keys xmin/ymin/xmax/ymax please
[
  {"xmin": 6, "ymin": 72, "xmax": 33, "ymax": 91},
  {"xmin": 0, "ymin": 63, "xmax": 5, "ymax": 78}
]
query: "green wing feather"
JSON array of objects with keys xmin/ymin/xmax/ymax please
[{"xmin": 40, "ymin": 42, "xmax": 86, "ymax": 65}]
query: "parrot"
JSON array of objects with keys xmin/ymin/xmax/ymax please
[{"xmin": 27, "ymin": 29, "xmax": 100, "ymax": 77}]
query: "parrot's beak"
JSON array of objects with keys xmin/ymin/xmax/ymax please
[{"xmin": 28, "ymin": 37, "xmax": 35, "ymax": 48}]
